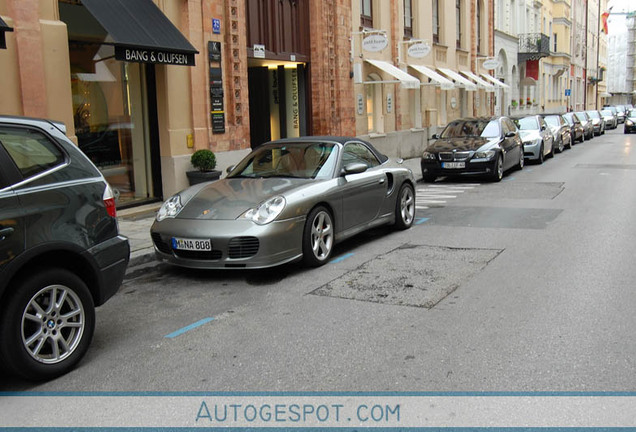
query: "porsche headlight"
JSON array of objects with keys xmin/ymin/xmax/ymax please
[
  {"xmin": 422, "ymin": 151, "xmax": 437, "ymax": 160},
  {"xmin": 156, "ymin": 195, "xmax": 183, "ymax": 221},
  {"xmin": 627, "ymin": 120, "xmax": 634, "ymax": 126},
  {"xmin": 473, "ymin": 150, "xmax": 496, "ymax": 160},
  {"xmin": 240, "ymin": 196, "xmax": 286, "ymax": 225}
]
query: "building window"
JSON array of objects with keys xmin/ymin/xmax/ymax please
[
  {"xmin": 404, "ymin": 0, "xmax": 413, "ymax": 38},
  {"xmin": 553, "ymin": 33, "xmax": 557, "ymax": 52},
  {"xmin": 477, "ymin": 0, "xmax": 482, "ymax": 54},
  {"xmin": 361, "ymin": 0, "xmax": 373, "ymax": 28},
  {"xmin": 432, "ymin": 0, "xmax": 440, "ymax": 43},
  {"xmin": 456, "ymin": 0, "xmax": 462, "ymax": 49}
]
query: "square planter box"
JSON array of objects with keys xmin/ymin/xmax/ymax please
[{"xmin": 186, "ymin": 170, "xmax": 221, "ymax": 186}]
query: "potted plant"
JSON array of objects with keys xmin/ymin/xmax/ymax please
[
  {"xmin": 511, "ymin": 100, "xmax": 518, "ymax": 108},
  {"xmin": 186, "ymin": 149, "xmax": 221, "ymax": 185}
]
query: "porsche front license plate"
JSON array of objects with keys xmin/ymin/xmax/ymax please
[
  {"xmin": 172, "ymin": 237, "xmax": 212, "ymax": 251},
  {"xmin": 442, "ymin": 162, "xmax": 465, "ymax": 169}
]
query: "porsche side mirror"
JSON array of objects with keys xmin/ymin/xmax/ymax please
[
  {"xmin": 431, "ymin": 133, "xmax": 440, "ymax": 139},
  {"xmin": 342, "ymin": 162, "xmax": 368, "ymax": 175},
  {"xmin": 226, "ymin": 165, "xmax": 235, "ymax": 174},
  {"xmin": 505, "ymin": 132, "xmax": 516, "ymax": 138}
]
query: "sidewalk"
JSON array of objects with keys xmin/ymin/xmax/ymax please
[
  {"xmin": 117, "ymin": 202, "xmax": 161, "ymax": 270},
  {"xmin": 117, "ymin": 158, "xmax": 423, "ymax": 271}
]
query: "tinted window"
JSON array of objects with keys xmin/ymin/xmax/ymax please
[
  {"xmin": 0, "ymin": 127, "xmax": 65, "ymax": 180},
  {"xmin": 440, "ymin": 119, "xmax": 500, "ymax": 138},
  {"xmin": 342, "ymin": 142, "xmax": 380, "ymax": 168},
  {"xmin": 544, "ymin": 116, "xmax": 561, "ymax": 127},
  {"xmin": 513, "ymin": 117, "xmax": 540, "ymax": 130}
]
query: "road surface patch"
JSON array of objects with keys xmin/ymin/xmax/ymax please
[{"xmin": 312, "ymin": 244, "xmax": 502, "ymax": 308}]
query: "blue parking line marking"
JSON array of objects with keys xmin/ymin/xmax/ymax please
[
  {"xmin": 415, "ymin": 217, "xmax": 430, "ymax": 225},
  {"xmin": 330, "ymin": 253, "xmax": 354, "ymax": 264},
  {"xmin": 165, "ymin": 317, "xmax": 214, "ymax": 339}
]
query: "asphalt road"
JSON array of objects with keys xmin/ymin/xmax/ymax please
[{"xmin": 3, "ymin": 127, "xmax": 636, "ymax": 392}]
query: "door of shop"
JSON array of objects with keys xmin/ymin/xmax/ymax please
[{"xmin": 248, "ymin": 63, "xmax": 308, "ymax": 148}]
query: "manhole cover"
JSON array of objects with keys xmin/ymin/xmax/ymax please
[{"xmin": 312, "ymin": 245, "xmax": 502, "ymax": 308}]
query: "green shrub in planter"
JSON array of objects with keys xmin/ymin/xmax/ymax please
[
  {"xmin": 187, "ymin": 149, "xmax": 220, "ymax": 185},
  {"xmin": 191, "ymin": 149, "xmax": 217, "ymax": 171}
]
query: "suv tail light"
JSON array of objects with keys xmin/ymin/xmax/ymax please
[{"xmin": 103, "ymin": 184, "xmax": 117, "ymax": 218}]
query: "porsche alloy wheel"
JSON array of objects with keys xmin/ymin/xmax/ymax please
[
  {"xmin": 395, "ymin": 183, "xmax": 415, "ymax": 230},
  {"xmin": 302, "ymin": 206, "xmax": 334, "ymax": 267}
]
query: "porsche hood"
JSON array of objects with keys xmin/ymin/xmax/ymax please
[{"xmin": 175, "ymin": 177, "xmax": 313, "ymax": 220}]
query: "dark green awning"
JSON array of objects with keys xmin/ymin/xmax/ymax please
[
  {"xmin": 80, "ymin": 0, "xmax": 198, "ymax": 66},
  {"xmin": 0, "ymin": 16, "xmax": 14, "ymax": 50}
]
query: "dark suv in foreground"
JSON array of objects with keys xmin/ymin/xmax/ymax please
[{"xmin": 0, "ymin": 116, "xmax": 129, "ymax": 380}]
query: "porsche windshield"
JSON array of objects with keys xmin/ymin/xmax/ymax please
[
  {"xmin": 228, "ymin": 142, "xmax": 339, "ymax": 179},
  {"xmin": 440, "ymin": 120, "xmax": 500, "ymax": 139}
]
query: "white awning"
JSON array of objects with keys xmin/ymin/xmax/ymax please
[
  {"xmin": 480, "ymin": 73, "xmax": 510, "ymax": 89},
  {"xmin": 408, "ymin": 64, "xmax": 454, "ymax": 90},
  {"xmin": 437, "ymin": 67, "xmax": 477, "ymax": 91},
  {"xmin": 365, "ymin": 59, "xmax": 420, "ymax": 89},
  {"xmin": 600, "ymin": 92, "xmax": 612, "ymax": 97},
  {"xmin": 460, "ymin": 70, "xmax": 495, "ymax": 92}
]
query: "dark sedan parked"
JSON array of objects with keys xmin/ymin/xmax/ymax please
[
  {"xmin": 574, "ymin": 111, "xmax": 594, "ymax": 140},
  {"xmin": 624, "ymin": 109, "xmax": 636, "ymax": 133},
  {"xmin": 421, "ymin": 116, "xmax": 523, "ymax": 182},
  {"xmin": 586, "ymin": 110, "xmax": 606, "ymax": 136},
  {"xmin": 543, "ymin": 114, "xmax": 572, "ymax": 152},
  {"xmin": 562, "ymin": 112, "xmax": 585, "ymax": 144}
]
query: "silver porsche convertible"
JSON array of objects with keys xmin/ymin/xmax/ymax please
[{"xmin": 150, "ymin": 136, "xmax": 416, "ymax": 269}]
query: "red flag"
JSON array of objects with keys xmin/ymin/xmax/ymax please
[{"xmin": 601, "ymin": 11, "xmax": 610, "ymax": 34}]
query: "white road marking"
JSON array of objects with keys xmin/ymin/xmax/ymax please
[{"xmin": 416, "ymin": 183, "xmax": 479, "ymax": 209}]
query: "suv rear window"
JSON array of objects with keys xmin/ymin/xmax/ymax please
[{"xmin": 0, "ymin": 127, "xmax": 65, "ymax": 179}]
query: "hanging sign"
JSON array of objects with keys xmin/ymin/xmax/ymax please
[
  {"xmin": 115, "ymin": 47, "xmax": 195, "ymax": 66},
  {"xmin": 407, "ymin": 43, "xmax": 431, "ymax": 58},
  {"xmin": 482, "ymin": 58, "xmax": 500, "ymax": 70},
  {"xmin": 362, "ymin": 34, "xmax": 388, "ymax": 52}
]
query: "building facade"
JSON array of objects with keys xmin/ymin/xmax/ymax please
[{"xmin": 351, "ymin": 0, "xmax": 499, "ymax": 158}]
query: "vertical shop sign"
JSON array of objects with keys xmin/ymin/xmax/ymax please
[
  {"xmin": 208, "ymin": 41, "xmax": 225, "ymax": 133},
  {"xmin": 269, "ymin": 69, "xmax": 281, "ymax": 141},
  {"xmin": 285, "ymin": 68, "xmax": 300, "ymax": 138}
]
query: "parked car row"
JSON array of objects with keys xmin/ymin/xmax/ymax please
[{"xmin": 420, "ymin": 109, "xmax": 619, "ymax": 183}]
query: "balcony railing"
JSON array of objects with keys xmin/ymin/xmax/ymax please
[{"xmin": 518, "ymin": 33, "xmax": 550, "ymax": 62}]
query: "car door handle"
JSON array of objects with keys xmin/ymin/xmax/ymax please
[
  {"xmin": 378, "ymin": 178, "xmax": 386, "ymax": 184},
  {"xmin": 0, "ymin": 227, "xmax": 14, "ymax": 241}
]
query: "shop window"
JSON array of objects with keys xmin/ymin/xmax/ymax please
[
  {"xmin": 69, "ymin": 42, "xmax": 153, "ymax": 206},
  {"xmin": 366, "ymin": 74, "xmax": 383, "ymax": 134}
]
